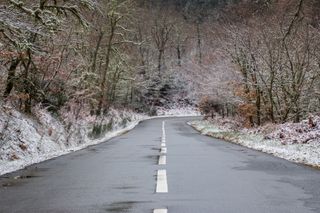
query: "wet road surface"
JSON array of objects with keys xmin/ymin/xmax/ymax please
[{"xmin": 0, "ymin": 117, "xmax": 320, "ymax": 213}]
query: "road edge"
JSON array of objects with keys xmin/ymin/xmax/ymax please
[{"xmin": 188, "ymin": 120, "xmax": 320, "ymax": 170}]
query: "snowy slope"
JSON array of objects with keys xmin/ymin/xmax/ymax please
[
  {"xmin": 156, "ymin": 106, "xmax": 200, "ymax": 116},
  {"xmin": 189, "ymin": 118, "xmax": 320, "ymax": 168},
  {"xmin": 0, "ymin": 105, "xmax": 147, "ymax": 175}
]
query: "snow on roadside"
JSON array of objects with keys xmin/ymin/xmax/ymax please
[
  {"xmin": 0, "ymin": 105, "xmax": 147, "ymax": 176},
  {"xmin": 0, "ymin": 102, "xmax": 200, "ymax": 176},
  {"xmin": 156, "ymin": 106, "xmax": 200, "ymax": 116},
  {"xmin": 261, "ymin": 116, "xmax": 320, "ymax": 145},
  {"xmin": 188, "ymin": 119, "xmax": 320, "ymax": 168}
]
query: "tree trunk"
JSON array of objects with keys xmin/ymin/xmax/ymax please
[
  {"xmin": 23, "ymin": 51, "xmax": 33, "ymax": 114},
  {"xmin": 92, "ymin": 30, "xmax": 104, "ymax": 73},
  {"xmin": 97, "ymin": 20, "xmax": 116, "ymax": 115},
  {"xmin": 3, "ymin": 59, "xmax": 20, "ymax": 99},
  {"xmin": 158, "ymin": 50, "xmax": 163, "ymax": 78},
  {"xmin": 177, "ymin": 44, "xmax": 181, "ymax": 67},
  {"xmin": 196, "ymin": 22, "xmax": 202, "ymax": 65},
  {"xmin": 256, "ymin": 89, "xmax": 261, "ymax": 125}
]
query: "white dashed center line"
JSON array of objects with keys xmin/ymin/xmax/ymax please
[
  {"xmin": 156, "ymin": 169, "xmax": 168, "ymax": 193},
  {"xmin": 158, "ymin": 155, "xmax": 166, "ymax": 165},
  {"xmin": 162, "ymin": 122, "xmax": 166, "ymax": 140},
  {"xmin": 154, "ymin": 121, "xmax": 169, "ymax": 211},
  {"xmin": 153, "ymin": 209, "xmax": 168, "ymax": 213},
  {"xmin": 160, "ymin": 147, "xmax": 167, "ymax": 154}
]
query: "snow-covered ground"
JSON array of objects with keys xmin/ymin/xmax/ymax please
[
  {"xmin": 0, "ymin": 105, "xmax": 147, "ymax": 175},
  {"xmin": 189, "ymin": 116, "xmax": 320, "ymax": 168},
  {"xmin": 0, "ymin": 104, "xmax": 200, "ymax": 175},
  {"xmin": 156, "ymin": 106, "xmax": 200, "ymax": 116}
]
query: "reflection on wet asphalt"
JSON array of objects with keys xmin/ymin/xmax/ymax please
[{"xmin": 0, "ymin": 117, "xmax": 320, "ymax": 213}]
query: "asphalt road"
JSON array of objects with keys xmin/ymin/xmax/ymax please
[{"xmin": 0, "ymin": 117, "xmax": 320, "ymax": 213}]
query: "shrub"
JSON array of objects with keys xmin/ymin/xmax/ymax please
[
  {"xmin": 199, "ymin": 97, "xmax": 223, "ymax": 118},
  {"xmin": 106, "ymin": 118, "xmax": 114, "ymax": 131}
]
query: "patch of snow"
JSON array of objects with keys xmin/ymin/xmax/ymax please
[
  {"xmin": 189, "ymin": 118, "xmax": 320, "ymax": 167},
  {"xmin": 0, "ymin": 105, "xmax": 148, "ymax": 176},
  {"xmin": 156, "ymin": 106, "xmax": 200, "ymax": 117},
  {"xmin": 261, "ymin": 116, "xmax": 320, "ymax": 145}
]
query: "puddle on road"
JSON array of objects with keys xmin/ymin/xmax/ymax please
[
  {"xmin": 247, "ymin": 154, "xmax": 258, "ymax": 157},
  {"xmin": 0, "ymin": 174, "xmax": 40, "ymax": 188},
  {"xmin": 0, "ymin": 167, "xmax": 44, "ymax": 188},
  {"xmin": 1, "ymin": 180, "xmax": 23, "ymax": 187},
  {"xmin": 138, "ymin": 145, "xmax": 154, "ymax": 147},
  {"xmin": 88, "ymin": 148, "xmax": 99, "ymax": 153},
  {"xmin": 105, "ymin": 201, "xmax": 138, "ymax": 212},
  {"xmin": 0, "ymin": 175, "xmax": 39, "ymax": 188},
  {"xmin": 113, "ymin": 186, "xmax": 137, "ymax": 190},
  {"xmin": 118, "ymin": 136, "xmax": 129, "ymax": 140},
  {"xmin": 144, "ymin": 155, "xmax": 158, "ymax": 164},
  {"xmin": 105, "ymin": 201, "xmax": 151, "ymax": 212},
  {"xmin": 30, "ymin": 167, "xmax": 49, "ymax": 172},
  {"xmin": 13, "ymin": 175, "xmax": 40, "ymax": 179},
  {"xmin": 233, "ymin": 158, "xmax": 298, "ymax": 175}
]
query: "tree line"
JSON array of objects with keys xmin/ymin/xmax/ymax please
[
  {"xmin": 1, "ymin": 0, "xmax": 319, "ymax": 127},
  {"xmin": 196, "ymin": 0, "xmax": 320, "ymax": 126},
  {"xmin": 0, "ymin": 0, "xmax": 198, "ymax": 118}
]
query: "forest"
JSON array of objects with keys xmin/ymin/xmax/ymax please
[
  {"xmin": 0, "ymin": 0, "xmax": 320, "ymax": 127},
  {"xmin": 1, "ymin": 1, "xmax": 320, "ymax": 209}
]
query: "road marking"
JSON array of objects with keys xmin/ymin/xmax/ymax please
[
  {"xmin": 162, "ymin": 121, "xmax": 166, "ymax": 140},
  {"xmin": 153, "ymin": 209, "xmax": 168, "ymax": 213},
  {"xmin": 160, "ymin": 147, "xmax": 167, "ymax": 154},
  {"xmin": 158, "ymin": 155, "xmax": 166, "ymax": 165},
  {"xmin": 161, "ymin": 143, "xmax": 166, "ymax": 147},
  {"xmin": 156, "ymin": 170, "xmax": 168, "ymax": 193}
]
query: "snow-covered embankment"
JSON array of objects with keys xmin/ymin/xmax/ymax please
[
  {"xmin": 0, "ymin": 106, "xmax": 147, "ymax": 175},
  {"xmin": 188, "ymin": 118, "xmax": 320, "ymax": 168}
]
